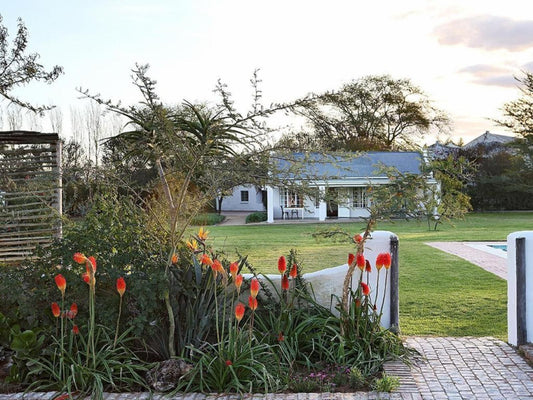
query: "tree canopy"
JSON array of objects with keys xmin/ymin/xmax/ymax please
[
  {"xmin": 286, "ymin": 75, "xmax": 449, "ymax": 151},
  {"xmin": 0, "ymin": 15, "xmax": 63, "ymax": 113}
]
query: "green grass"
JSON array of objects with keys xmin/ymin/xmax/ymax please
[{"xmin": 203, "ymin": 212, "xmax": 533, "ymax": 340}]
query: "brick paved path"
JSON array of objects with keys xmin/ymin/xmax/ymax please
[
  {"xmin": 2, "ymin": 337, "xmax": 533, "ymax": 400},
  {"xmin": 407, "ymin": 337, "xmax": 533, "ymax": 399}
]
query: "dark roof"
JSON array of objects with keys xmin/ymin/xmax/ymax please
[
  {"xmin": 463, "ymin": 131, "xmax": 515, "ymax": 149},
  {"xmin": 278, "ymin": 152, "xmax": 423, "ymax": 179}
]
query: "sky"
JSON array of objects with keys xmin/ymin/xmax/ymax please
[{"xmin": 2, "ymin": 0, "xmax": 533, "ymax": 145}]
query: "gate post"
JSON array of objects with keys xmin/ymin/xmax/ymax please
[
  {"xmin": 508, "ymin": 231, "xmax": 533, "ymax": 346},
  {"xmin": 390, "ymin": 235, "xmax": 400, "ymax": 333}
]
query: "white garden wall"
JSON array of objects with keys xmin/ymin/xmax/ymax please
[{"xmin": 245, "ymin": 230, "xmax": 398, "ymax": 329}]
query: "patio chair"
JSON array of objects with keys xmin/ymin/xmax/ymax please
[
  {"xmin": 290, "ymin": 208, "xmax": 299, "ymax": 219},
  {"xmin": 280, "ymin": 206, "xmax": 289, "ymax": 220}
]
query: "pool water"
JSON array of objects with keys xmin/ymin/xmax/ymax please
[{"xmin": 489, "ymin": 244, "xmax": 507, "ymax": 252}]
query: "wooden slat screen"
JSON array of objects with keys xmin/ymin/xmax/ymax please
[{"xmin": 0, "ymin": 131, "xmax": 62, "ymax": 264}]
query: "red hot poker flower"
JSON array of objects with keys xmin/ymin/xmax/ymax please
[
  {"xmin": 356, "ymin": 254, "xmax": 365, "ymax": 271},
  {"xmin": 225, "ymin": 360, "xmax": 232, "ymax": 366},
  {"xmin": 88, "ymin": 256, "xmax": 96, "ymax": 272},
  {"xmin": 200, "ymin": 254, "xmax": 213, "ymax": 267},
  {"xmin": 73, "ymin": 252, "xmax": 86, "ymax": 264},
  {"xmin": 72, "ymin": 325, "xmax": 80, "ymax": 335},
  {"xmin": 354, "ymin": 234, "xmax": 363, "ymax": 243},
  {"xmin": 55, "ymin": 274, "xmax": 66, "ymax": 296},
  {"xmin": 376, "ymin": 252, "xmax": 392, "ymax": 270},
  {"xmin": 278, "ymin": 332, "xmax": 284, "ymax": 342},
  {"xmin": 278, "ymin": 256, "xmax": 287, "ymax": 274},
  {"xmin": 289, "ymin": 263, "xmax": 298, "ymax": 279},
  {"xmin": 348, "ymin": 253, "xmax": 355, "ymax": 266},
  {"xmin": 229, "ymin": 262, "xmax": 238, "ymax": 280},
  {"xmin": 281, "ymin": 275, "xmax": 289, "ymax": 291},
  {"xmin": 235, "ymin": 302, "xmax": 245, "ymax": 322},
  {"xmin": 361, "ymin": 282, "xmax": 370, "ymax": 296},
  {"xmin": 69, "ymin": 303, "xmax": 78, "ymax": 319},
  {"xmin": 82, "ymin": 272, "xmax": 90, "ymax": 284},
  {"xmin": 171, "ymin": 253, "xmax": 178, "ymax": 264},
  {"xmin": 365, "ymin": 259, "xmax": 372, "ymax": 272},
  {"xmin": 248, "ymin": 295, "xmax": 258, "ymax": 311},
  {"xmin": 235, "ymin": 274, "xmax": 243, "ymax": 292},
  {"xmin": 116, "ymin": 277, "xmax": 126, "ymax": 297},
  {"xmin": 51, "ymin": 302, "xmax": 60, "ymax": 318},
  {"xmin": 250, "ymin": 278, "xmax": 260, "ymax": 298}
]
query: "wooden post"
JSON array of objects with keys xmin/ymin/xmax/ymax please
[
  {"xmin": 516, "ymin": 237, "xmax": 527, "ymax": 346},
  {"xmin": 55, "ymin": 139, "xmax": 63, "ymax": 238},
  {"xmin": 390, "ymin": 235, "xmax": 400, "ymax": 333}
]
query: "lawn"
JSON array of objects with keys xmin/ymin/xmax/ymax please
[{"xmin": 205, "ymin": 211, "xmax": 533, "ymax": 340}]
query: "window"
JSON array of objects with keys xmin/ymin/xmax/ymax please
[
  {"xmin": 240, "ymin": 190, "xmax": 249, "ymax": 202},
  {"xmin": 352, "ymin": 187, "xmax": 368, "ymax": 208},
  {"xmin": 282, "ymin": 189, "xmax": 303, "ymax": 208}
]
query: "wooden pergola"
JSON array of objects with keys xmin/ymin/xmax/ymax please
[{"xmin": 0, "ymin": 131, "xmax": 62, "ymax": 264}]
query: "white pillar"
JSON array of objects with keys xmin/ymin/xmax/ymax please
[
  {"xmin": 507, "ymin": 231, "xmax": 533, "ymax": 346},
  {"xmin": 318, "ymin": 186, "xmax": 327, "ymax": 221},
  {"xmin": 267, "ymin": 186, "xmax": 274, "ymax": 223}
]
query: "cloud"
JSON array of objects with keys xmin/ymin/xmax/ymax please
[
  {"xmin": 434, "ymin": 15, "xmax": 533, "ymax": 51},
  {"xmin": 459, "ymin": 64, "xmax": 518, "ymax": 87},
  {"xmin": 522, "ymin": 61, "xmax": 533, "ymax": 71}
]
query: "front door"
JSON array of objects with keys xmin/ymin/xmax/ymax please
[{"xmin": 327, "ymin": 187, "xmax": 338, "ymax": 217}]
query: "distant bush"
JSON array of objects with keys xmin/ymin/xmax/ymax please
[
  {"xmin": 246, "ymin": 211, "xmax": 267, "ymax": 223},
  {"xmin": 190, "ymin": 213, "xmax": 225, "ymax": 226}
]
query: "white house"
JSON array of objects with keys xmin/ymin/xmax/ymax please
[
  {"xmin": 219, "ymin": 185, "xmax": 265, "ymax": 212},
  {"xmin": 221, "ymin": 152, "xmax": 435, "ymax": 223}
]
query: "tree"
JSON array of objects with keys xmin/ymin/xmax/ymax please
[
  {"xmin": 492, "ymin": 70, "xmax": 533, "ymax": 208},
  {"xmin": 0, "ymin": 15, "xmax": 63, "ymax": 113},
  {"xmin": 289, "ymin": 75, "xmax": 449, "ymax": 151}
]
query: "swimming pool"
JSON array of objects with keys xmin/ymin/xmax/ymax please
[{"xmin": 489, "ymin": 244, "xmax": 508, "ymax": 252}]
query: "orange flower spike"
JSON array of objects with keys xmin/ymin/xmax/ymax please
[
  {"xmin": 171, "ymin": 253, "xmax": 179, "ymax": 264},
  {"xmin": 354, "ymin": 234, "xmax": 363, "ymax": 244},
  {"xmin": 250, "ymin": 277, "xmax": 260, "ymax": 298},
  {"xmin": 54, "ymin": 274, "xmax": 66, "ymax": 296},
  {"xmin": 72, "ymin": 325, "xmax": 80, "ymax": 335},
  {"xmin": 235, "ymin": 274, "xmax": 243, "ymax": 293},
  {"xmin": 116, "ymin": 277, "xmax": 126, "ymax": 297},
  {"xmin": 51, "ymin": 302, "xmax": 61, "ymax": 318},
  {"xmin": 88, "ymin": 256, "xmax": 97, "ymax": 273},
  {"xmin": 73, "ymin": 252, "xmax": 86, "ymax": 264},
  {"xmin": 289, "ymin": 263, "xmax": 298, "ymax": 279},
  {"xmin": 361, "ymin": 282, "xmax": 370, "ymax": 296},
  {"xmin": 356, "ymin": 254, "xmax": 365, "ymax": 271},
  {"xmin": 70, "ymin": 303, "xmax": 78, "ymax": 318},
  {"xmin": 348, "ymin": 253, "xmax": 355, "ymax": 267},
  {"xmin": 365, "ymin": 259, "xmax": 372, "ymax": 273},
  {"xmin": 200, "ymin": 253, "xmax": 213, "ymax": 267},
  {"xmin": 197, "ymin": 227, "xmax": 209, "ymax": 241},
  {"xmin": 375, "ymin": 252, "xmax": 392, "ymax": 270},
  {"xmin": 235, "ymin": 302, "xmax": 245, "ymax": 322},
  {"xmin": 278, "ymin": 256, "xmax": 287, "ymax": 274},
  {"xmin": 248, "ymin": 295, "xmax": 258, "ymax": 311},
  {"xmin": 229, "ymin": 262, "xmax": 238, "ymax": 280},
  {"xmin": 281, "ymin": 275, "xmax": 289, "ymax": 291},
  {"xmin": 383, "ymin": 252, "xmax": 392, "ymax": 269}
]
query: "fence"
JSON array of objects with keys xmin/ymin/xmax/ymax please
[{"xmin": 0, "ymin": 131, "xmax": 62, "ymax": 264}]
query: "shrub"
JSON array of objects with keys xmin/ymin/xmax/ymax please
[
  {"xmin": 245, "ymin": 211, "xmax": 267, "ymax": 223},
  {"xmin": 372, "ymin": 373, "xmax": 400, "ymax": 392},
  {"xmin": 190, "ymin": 213, "xmax": 225, "ymax": 226}
]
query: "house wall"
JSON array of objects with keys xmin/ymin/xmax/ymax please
[{"xmin": 220, "ymin": 185, "xmax": 265, "ymax": 212}]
